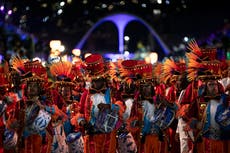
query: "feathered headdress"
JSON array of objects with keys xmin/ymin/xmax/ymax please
[
  {"xmin": 49, "ymin": 61, "xmax": 75, "ymax": 87},
  {"xmin": 10, "ymin": 56, "xmax": 46, "ymax": 83},
  {"xmin": 22, "ymin": 60, "xmax": 47, "ymax": 82},
  {"xmin": 119, "ymin": 60, "xmax": 138, "ymax": 86},
  {"xmin": 10, "ymin": 56, "xmax": 27, "ymax": 74},
  {"xmin": 186, "ymin": 39, "xmax": 222, "ymax": 81},
  {"xmin": 162, "ymin": 58, "xmax": 186, "ymax": 84},
  {"xmin": 108, "ymin": 59, "xmax": 124, "ymax": 83},
  {"xmin": 83, "ymin": 54, "xmax": 109, "ymax": 79},
  {"xmin": 135, "ymin": 62, "xmax": 154, "ymax": 84}
]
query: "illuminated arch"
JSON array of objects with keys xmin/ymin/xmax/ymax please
[{"xmin": 75, "ymin": 13, "xmax": 170, "ymax": 55}]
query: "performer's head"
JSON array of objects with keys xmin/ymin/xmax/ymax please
[
  {"xmin": 10, "ymin": 56, "xmax": 47, "ymax": 97},
  {"xmin": 91, "ymin": 77, "xmax": 106, "ymax": 90},
  {"xmin": 207, "ymin": 80, "xmax": 219, "ymax": 95},
  {"xmin": 186, "ymin": 40, "xmax": 224, "ymax": 97},
  {"xmin": 135, "ymin": 63, "xmax": 156, "ymax": 100},
  {"xmin": 176, "ymin": 72, "xmax": 190, "ymax": 93},
  {"xmin": 162, "ymin": 58, "xmax": 187, "ymax": 89},
  {"xmin": 84, "ymin": 54, "xmax": 110, "ymax": 91},
  {"xmin": 61, "ymin": 85, "xmax": 72, "ymax": 99},
  {"xmin": 118, "ymin": 60, "xmax": 139, "ymax": 98},
  {"xmin": 49, "ymin": 61, "xmax": 76, "ymax": 102},
  {"xmin": 26, "ymin": 81, "xmax": 41, "ymax": 97}
]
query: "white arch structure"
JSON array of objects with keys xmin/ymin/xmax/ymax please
[{"xmin": 75, "ymin": 13, "xmax": 170, "ymax": 55}]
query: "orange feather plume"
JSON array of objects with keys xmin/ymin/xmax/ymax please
[
  {"xmin": 187, "ymin": 39, "xmax": 202, "ymax": 57},
  {"xmin": 50, "ymin": 61, "xmax": 74, "ymax": 80},
  {"xmin": 10, "ymin": 56, "xmax": 26, "ymax": 74}
]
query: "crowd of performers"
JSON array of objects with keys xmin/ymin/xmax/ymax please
[{"xmin": 0, "ymin": 40, "xmax": 230, "ymax": 153}]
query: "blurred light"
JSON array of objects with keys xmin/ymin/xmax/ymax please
[
  {"xmin": 8, "ymin": 10, "xmax": 12, "ymax": 15},
  {"xmin": 26, "ymin": 6, "xmax": 30, "ymax": 10},
  {"xmin": 102, "ymin": 4, "xmax": 107, "ymax": 8},
  {"xmin": 83, "ymin": 0, "xmax": 88, "ymax": 4},
  {"xmin": 140, "ymin": 52, "xmax": 148, "ymax": 58},
  {"xmin": 67, "ymin": 0, "xmax": 72, "ymax": 4},
  {"xmin": 0, "ymin": 6, "xmax": 4, "ymax": 11},
  {"xmin": 182, "ymin": 4, "xmax": 187, "ymax": 8},
  {"xmin": 157, "ymin": 0, "xmax": 162, "ymax": 4},
  {"xmin": 124, "ymin": 51, "xmax": 129, "ymax": 56},
  {"xmin": 41, "ymin": 3, "xmax": 47, "ymax": 8},
  {"xmin": 141, "ymin": 3, "xmax": 147, "ymax": 8},
  {"xmin": 132, "ymin": 0, "xmax": 138, "ymax": 4},
  {"xmin": 72, "ymin": 49, "xmax": 81, "ymax": 56},
  {"xmin": 108, "ymin": 5, "xmax": 114, "ymax": 10},
  {"xmin": 57, "ymin": 9, "xmax": 63, "ymax": 15},
  {"xmin": 166, "ymin": 0, "xmax": 170, "ymax": 5},
  {"xmin": 84, "ymin": 53, "xmax": 92, "ymax": 59},
  {"xmin": 33, "ymin": 57, "xmax": 41, "ymax": 62},
  {"xmin": 124, "ymin": 36, "xmax": 130, "ymax": 41},
  {"xmin": 153, "ymin": 9, "xmax": 161, "ymax": 15},
  {"xmin": 179, "ymin": 43, "xmax": 186, "ymax": 50},
  {"xmin": 95, "ymin": 6, "xmax": 100, "ymax": 10},
  {"xmin": 50, "ymin": 40, "xmax": 61, "ymax": 50},
  {"xmin": 149, "ymin": 52, "xmax": 158, "ymax": 64},
  {"xmin": 145, "ymin": 56, "xmax": 151, "ymax": 64},
  {"xmin": 13, "ymin": 7, "xmax": 17, "ymax": 12},
  {"xmin": 172, "ymin": 46, "xmax": 179, "ymax": 52},
  {"xmin": 227, "ymin": 51, "xmax": 230, "ymax": 60},
  {"xmin": 61, "ymin": 54, "xmax": 68, "ymax": 62},
  {"xmin": 42, "ymin": 61, "xmax": 46, "ymax": 67},
  {"xmin": 183, "ymin": 36, "xmax": 189, "ymax": 42},
  {"xmin": 0, "ymin": 54, "xmax": 3, "ymax": 63},
  {"xmin": 59, "ymin": 45, "xmax": 65, "ymax": 52},
  {"xmin": 5, "ymin": 15, "xmax": 9, "ymax": 20},
  {"xmin": 120, "ymin": 1, "xmax": 125, "ymax": 5},
  {"xmin": 54, "ymin": 50, "xmax": 61, "ymax": 56},
  {"xmin": 104, "ymin": 53, "xmax": 135, "ymax": 61},
  {"xmin": 42, "ymin": 16, "xmax": 49, "ymax": 22},
  {"xmin": 60, "ymin": 1, "xmax": 65, "ymax": 6}
]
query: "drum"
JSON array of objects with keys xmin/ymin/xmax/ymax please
[
  {"xmin": 3, "ymin": 129, "xmax": 18, "ymax": 149},
  {"xmin": 117, "ymin": 132, "xmax": 137, "ymax": 153},
  {"xmin": 51, "ymin": 124, "xmax": 69, "ymax": 153},
  {"xmin": 216, "ymin": 106, "xmax": 230, "ymax": 130},
  {"xmin": 31, "ymin": 109, "xmax": 51, "ymax": 132},
  {"xmin": 95, "ymin": 109, "xmax": 119, "ymax": 133},
  {"xmin": 153, "ymin": 105, "xmax": 176, "ymax": 130},
  {"xmin": 66, "ymin": 132, "xmax": 84, "ymax": 153},
  {"xmin": 25, "ymin": 103, "xmax": 40, "ymax": 126}
]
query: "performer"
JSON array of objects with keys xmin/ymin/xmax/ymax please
[
  {"xmin": 5, "ymin": 57, "xmax": 52, "ymax": 153},
  {"xmin": 116, "ymin": 60, "xmax": 139, "ymax": 153},
  {"xmin": 215, "ymin": 93, "xmax": 230, "ymax": 153},
  {"xmin": 184, "ymin": 40, "xmax": 227, "ymax": 153},
  {"xmin": 73, "ymin": 54, "xmax": 121, "ymax": 153},
  {"xmin": 216, "ymin": 60, "xmax": 230, "ymax": 153},
  {"xmin": 49, "ymin": 60, "xmax": 80, "ymax": 153},
  {"xmin": 162, "ymin": 58, "xmax": 187, "ymax": 153},
  {"xmin": 136, "ymin": 62, "xmax": 163, "ymax": 153}
]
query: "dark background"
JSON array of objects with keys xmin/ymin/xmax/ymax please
[{"xmin": 0, "ymin": 0, "xmax": 229, "ymax": 59}]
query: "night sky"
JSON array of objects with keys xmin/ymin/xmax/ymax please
[{"xmin": 1, "ymin": 0, "xmax": 229, "ymax": 56}]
